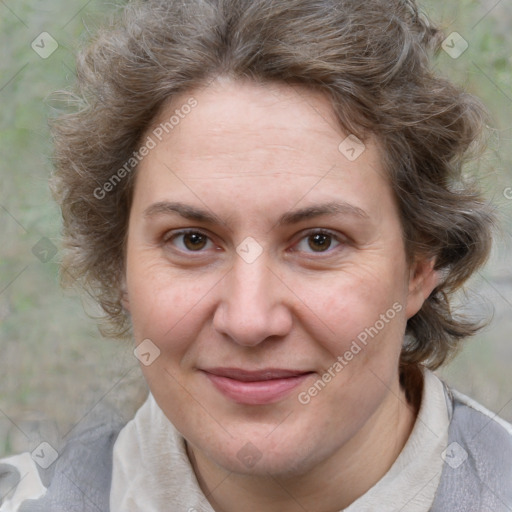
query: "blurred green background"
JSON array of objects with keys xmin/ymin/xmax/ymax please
[{"xmin": 0, "ymin": 0, "xmax": 511, "ymax": 457}]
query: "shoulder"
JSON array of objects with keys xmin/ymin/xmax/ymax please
[
  {"xmin": 447, "ymin": 385, "xmax": 512, "ymax": 472},
  {"xmin": 431, "ymin": 381, "xmax": 512, "ymax": 512},
  {"xmin": 0, "ymin": 452, "xmax": 47, "ymax": 511},
  {"xmin": 0, "ymin": 420, "xmax": 125, "ymax": 512}
]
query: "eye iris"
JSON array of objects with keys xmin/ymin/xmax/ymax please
[
  {"xmin": 308, "ymin": 233, "xmax": 331, "ymax": 252},
  {"xmin": 184, "ymin": 232, "xmax": 207, "ymax": 251}
]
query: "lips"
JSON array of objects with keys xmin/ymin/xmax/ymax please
[
  {"xmin": 201, "ymin": 367, "xmax": 314, "ymax": 405},
  {"xmin": 205, "ymin": 367, "xmax": 310, "ymax": 381}
]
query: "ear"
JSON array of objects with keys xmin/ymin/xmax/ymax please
[{"xmin": 405, "ymin": 257, "xmax": 439, "ymax": 319}]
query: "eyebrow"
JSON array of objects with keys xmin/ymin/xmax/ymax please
[{"xmin": 143, "ymin": 200, "xmax": 369, "ymax": 226}]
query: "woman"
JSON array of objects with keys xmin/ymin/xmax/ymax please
[{"xmin": 1, "ymin": 0, "xmax": 511, "ymax": 510}]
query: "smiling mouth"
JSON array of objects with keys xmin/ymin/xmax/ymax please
[{"xmin": 201, "ymin": 367, "xmax": 315, "ymax": 405}]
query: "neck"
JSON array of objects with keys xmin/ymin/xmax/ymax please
[{"xmin": 186, "ymin": 377, "xmax": 420, "ymax": 512}]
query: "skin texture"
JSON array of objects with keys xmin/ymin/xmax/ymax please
[{"xmin": 123, "ymin": 78, "xmax": 438, "ymax": 511}]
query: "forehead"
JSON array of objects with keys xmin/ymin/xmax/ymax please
[{"xmin": 134, "ymin": 78, "xmax": 392, "ymax": 221}]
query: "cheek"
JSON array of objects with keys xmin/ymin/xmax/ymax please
[
  {"xmin": 125, "ymin": 255, "xmax": 211, "ymax": 347},
  {"xmin": 294, "ymin": 274, "xmax": 408, "ymax": 419},
  {"xmin": 296, "ymin": 266, "xmax": 407, "ymax": 347}
]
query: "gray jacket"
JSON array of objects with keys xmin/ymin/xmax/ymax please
[{"xmin": 2, "ymin": 383, "xmax": 512, "ymax": 511}]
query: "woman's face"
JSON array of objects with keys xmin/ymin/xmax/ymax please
[{"xmin": 124, "ymin": 78, "xmax": 435, "ymax": 476}]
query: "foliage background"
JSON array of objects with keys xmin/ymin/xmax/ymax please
[{"xmin": 0, "ymin": 0, "xmax": 511, "ymax": 457}]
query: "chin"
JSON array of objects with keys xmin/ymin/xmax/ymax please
[
  {"xmin": 196, "ymin": 428, "xmax": 328, "ymax": 478},
  {"xmin": 218, "ymin": 450, "xmax": 314, "ymax": 478}
]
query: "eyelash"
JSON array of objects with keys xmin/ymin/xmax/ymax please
[{"xmin": 163, "ymin": 228, "xmax": 345, "ymax": 257}]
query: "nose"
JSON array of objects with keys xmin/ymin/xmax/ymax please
[{"xmin": 212, "ymin": 254, "xmax": 293, "ymax": 347}]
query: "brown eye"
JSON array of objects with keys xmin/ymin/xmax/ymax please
[
  {"xmin": 294, "ymin": 229, "xmax": 342, "ymax": 255},
  {"xmin": 308, "ymin": 233, "xmax": 332, "ymax": 252},
  {"xmin": 182, "ymin": 232, "xmax": 208, "ymax": 251},
  {"xmin": 165, "ymin": 230, "xmax": 213, "ymax": 253}
]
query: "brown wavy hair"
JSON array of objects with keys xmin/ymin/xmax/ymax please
[{"xmin": 50, "ymin": 0, "xmax": 495, "ymax": 371}]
